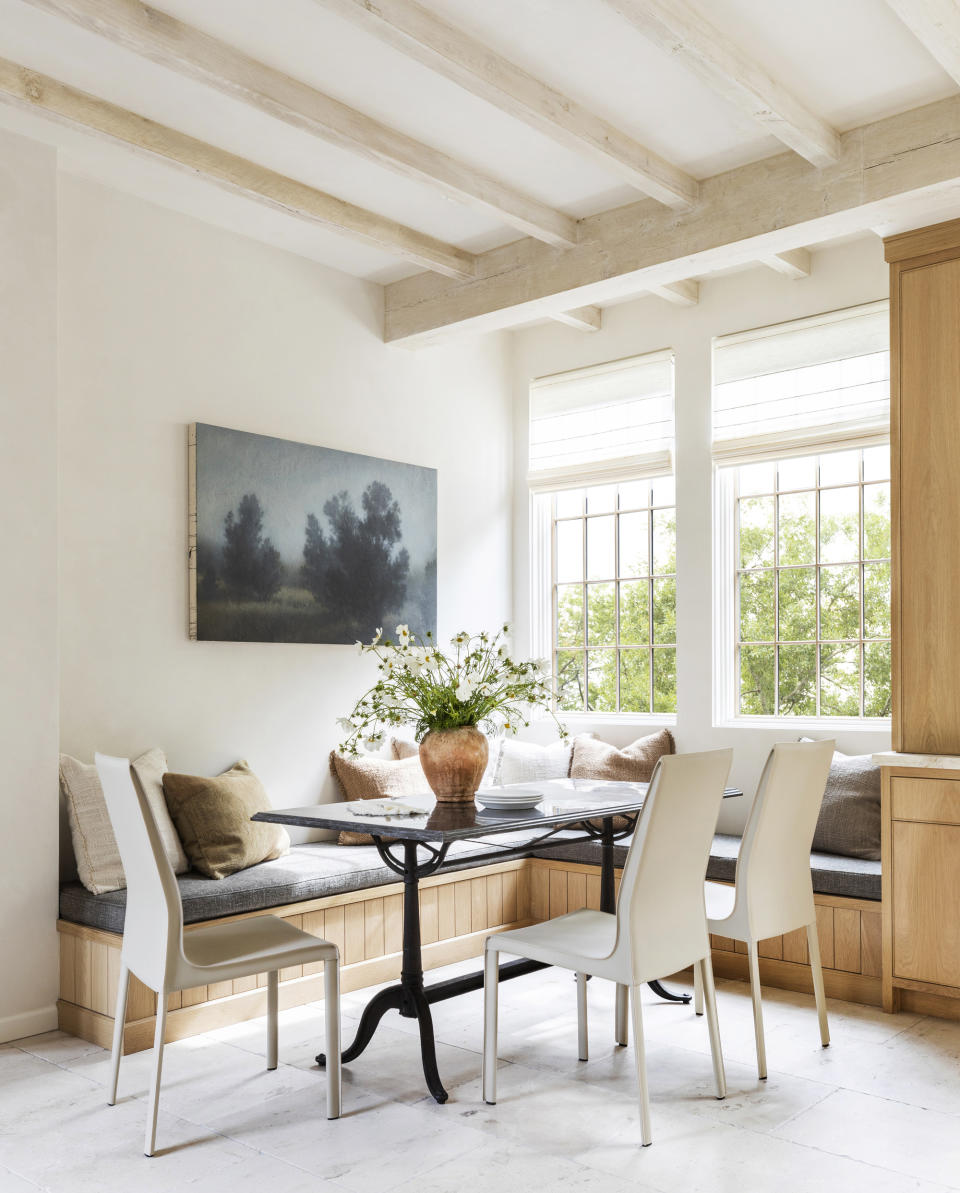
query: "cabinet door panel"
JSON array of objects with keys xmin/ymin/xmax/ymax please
[
  {"xmin": 892, "ymin": 820, "xmax": 960, "ymax": 986},
  {"xmin": 899, "ymin": 257, "xmax": 960, "ymax": 753}
]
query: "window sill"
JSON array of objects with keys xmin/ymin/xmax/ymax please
[
  {"xmin": 713, "ymin": 715, "xmax": 891, "ymax": 733},
  {"xmin": 556, "ymin": 712, "xmax": 679, "ymax": 728}
]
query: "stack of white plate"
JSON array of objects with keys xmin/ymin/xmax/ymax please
[{"xmin": 475, "ymin": 787, "xmax": 543, "ymax": 811}]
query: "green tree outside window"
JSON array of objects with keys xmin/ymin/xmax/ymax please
[
  {"xmin": 736, "ymin": 449, "xmax": 891, "ymax": 719},
  {"xmin": 553, "ymin": 482, "xmax": 676, "ymax": 714}
]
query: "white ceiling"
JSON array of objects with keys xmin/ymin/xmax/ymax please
[{"xmin": 0, "ymin": 0, "xmax": 955, "ymax": 285}]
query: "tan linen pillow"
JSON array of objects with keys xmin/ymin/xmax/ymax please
[
  {"xmin": 330, "ymin": 751, "xmax": 427, "ymax": 845},
  {"xmin": 570, "ymin": 729, "xmax": 675, "ymax": 782},
  {"xmin": 60, "ymin": 748, "xmax": 187, "ymax": 895},
  {"xmin": 162, "ymin": 760, "xmax": 290, "ymax": 880}
]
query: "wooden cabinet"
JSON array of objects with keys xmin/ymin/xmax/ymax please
[
  {"xmin": 882, "ymin": 219, "xmax": 960, "ymax": 1015},
  {"xmin": 887, "ymin": 221, "xmax": 960, "ymax": 755},
  {"xmin": 883, "ymin": 768, "xmax": 960, "ymax": 1009}
]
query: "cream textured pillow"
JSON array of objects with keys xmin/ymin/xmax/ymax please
[
  {"xmin": 496, "ymin": 738, "xmax": 572, "ymax": 786},
  {"xmin": 570, "ymin": 729, "xmax": 675, "ymax": 782},
  {"xmin": 130, "ymin": 747, "xmax": 190, "ymax": 874},
  {"xmin": 60, "ymin": 749, "xmax": 188, "ymax": 895},
  {"xmin": 330, "ymin": 751, "xmax": 428, "ymax": 844},
  {"xmin": 60, "ymin": 755, "xmax": 125, "ymax": 895},
  {"xmin": 391, "ymin": 735, "xmax": 501, "ymax": 788},
  {"xmin": 162, "ymin": 760, "xmax": 290, "ymax": 880}
]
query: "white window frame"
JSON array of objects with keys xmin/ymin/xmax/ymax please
[
  {"xmin": 531, "ymin": 483, "xmax": 678, "ymax": 727},
  {"xmin": 712, "ymin": 451, "xmax": 892, "ymax": 730}
]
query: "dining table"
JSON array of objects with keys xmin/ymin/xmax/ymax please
[{"xmin": 254, "ymin": 776, "xmax": 743, "ymax": 1103}]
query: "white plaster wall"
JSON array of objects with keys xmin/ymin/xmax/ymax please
[
  {"xmin": 511, "ymin": 238, "xmax": 892, "ymax": 831},
  {"xmin": 0, "ymin": 129, "xmax": 59, "ymax": 1040},
  {"xmin": 57, "ymin": 176, "xmax": 514, "ymax": 826}
]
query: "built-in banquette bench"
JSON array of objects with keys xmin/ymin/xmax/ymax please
[{"xmin": 57, "ymin": 833, "xmax": 882, "ymax": 1054}]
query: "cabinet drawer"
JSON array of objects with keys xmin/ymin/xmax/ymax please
[{"xmin": 891, "ymin": 777, "xmax": 960, "ymax": 824}]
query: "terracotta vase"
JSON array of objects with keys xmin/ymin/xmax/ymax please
[{"xmin": 419, "ymin": 725, "xmax": 488, "ymax": 803}]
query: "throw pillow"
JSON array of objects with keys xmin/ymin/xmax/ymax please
[
  {"xmin": 330, "ymin": 751, "xmax": 428, "ymax": 844},
  {"xmin": 570, "ymin": 729, "xmax": 675, "ymax": 782},
  {"xmin": 60, "ymin": 748, "xmax": 187, "ymax": 895},
  {"xmin": 391, "ymin": 734, "xmax": 501, "ymax": 788},
  {"xmin": 496, "ymin": 738, "xmax": 572, "ymax": 786},
  {"xmin": 130, "ymin": 747, "xmax": 190, "ymax": 874},
  {"xmin": 802, "ymin": 741, "xmax": 881, "ymax": 861},
  {"xmin": 162, "ymin": 761, "xmax": 290, "ymax": 880}
]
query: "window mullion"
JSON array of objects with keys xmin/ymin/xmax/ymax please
[
  {"xmin": 615, "ymin": 499, "xmax": 621, "ymax": 713},
  {"xmin": 773, "ymin": 477, "xmax": 780, "ymax": 716},
  {"xmin": 815, "ymin": 464, "xmax": 822, "ymax": 717},
  {"xmin": 648, "ymin": 492, "xmax": 655, "ymax": 714},
  {"xmin": 581, "ymin": 509, "xmax": 588, "ymax": 712}
]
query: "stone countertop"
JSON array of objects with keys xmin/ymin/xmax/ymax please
[{"xmin": 872, "ymin": 751, "xmax": 960, "ymax": 770}]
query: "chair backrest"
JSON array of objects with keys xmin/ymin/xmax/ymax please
[
  {"xmin": 613, "ymin": 748, "xmax": 733, "ymax": 984},
  {"xmin": 95, "ymin": 753, "xmax": 184, "ymax": 991},
  {"xmin": 733, "ymin": 739, "xmax": 835, "ymax": 939}
]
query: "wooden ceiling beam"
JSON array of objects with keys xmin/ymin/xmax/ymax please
[
  {"xmin": 21, "ymin": 0, "xmax": 579, "ymax": 247},
  {"xmin": 885, "ymin": 0, "xmax": 960, "ymax": 85},
  {"xmin": 648, "ymin": 279, "xmax": 699, "ymax": 305},
  {"xmin": 383, "ymin": 93, "xmax": 960, "ymax": 341},
  {"xmin": 551, "ymin": 306, "xmax": 602, "ymax": 331},
  {"xmin": 604, "ymin": 0, "xmax": 841, "ymax": 167},
  {"xmin": 762, "ymin": 248, "xmax": 812, "ymax": 278},
  {"xmin": 0, "ymin": 58, "xmax": 477, "ymax": 279},
  {"xmin": 316, "ymin": 0, "xmax": 699, "ymax": 209}
]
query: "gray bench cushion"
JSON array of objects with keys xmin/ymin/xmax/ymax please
[
  {"xmin": 59, "ymin": 838, "xmax": 514, "ymax": 935},
  {"xmin": 533, "ymin": 831, "xmax": 881, "ymax": 902}
]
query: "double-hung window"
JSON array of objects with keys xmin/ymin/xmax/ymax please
[
  {"xmin": 529, "ymin": 351, "xmax": 677, "ymax": 717},
  {"xmin": 712, "ymin": 301, "xmax": 891, "ymax": 724}
]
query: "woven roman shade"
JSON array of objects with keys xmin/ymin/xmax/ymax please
[
  {"xmin": 528, "ymin": 350, "xmax": 674, "ymax": 492},
  {"xmin": 712, "ymin": 301, "xmax": 889, "ymax": 466}
]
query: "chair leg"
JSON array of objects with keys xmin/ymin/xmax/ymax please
[
  {"xmin": 698, "ymin": 957, "xmax": 726, "ymax": 1100},
  {"xmin": 324, "ymin": 956, "xmax": 341, "ymax": 1119},
  {"xmin": 144, "ymin": 996, "xmax": 167, "ymax": 1157},
  {"xmin": 266, "ymin": 970, "xmax": 279, "ymax": 1071},
  {"xmin": 615, "ymin": 983, "xmax": 629, "ymax": 1047},
  {"xmin": 806, "ymin": 920, "xmax": 830, "ymax": 1048},
  {"xmin": 629, "ymin": 985, "xmax": 652, "ymax": 1146},
  {"xmin": 482, "ymin": 945, "xmax": 499, "ymax": 1105},
  {"xmin": 108, "ymin": 965, "xmax": 129, "ymax": 1106},
  {"xmin": 694, "ymin": 960, "xmax": 704, "ymax": 1015},
  {"xmin": 576, "ymin": 972, "xmax": 588, "ymax": 1061},
  {"xmin": 747, "ymin": 940, "xmax": 767, "ymax": 1080}
]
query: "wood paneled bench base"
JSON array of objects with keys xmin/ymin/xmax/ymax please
[
  {"xmin": 57, "ymin": 855, "xmax": 892, "ymax": 1054},
  {"xmin": 58, "ymin": 857, "xmax": 529, "ymax": 1055},
  {"xmin": 530, "ymin": 859, "xmax": 884, "ymax": 1007}
]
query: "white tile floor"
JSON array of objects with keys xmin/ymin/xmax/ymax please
[{"xmin": 2, "ymin": 960, "xmax": 958, "ymax": 1192}]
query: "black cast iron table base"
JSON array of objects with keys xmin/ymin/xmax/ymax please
[{"xmin": 317, "ymin": 821, "xmax": 691, "ymax": 1102}]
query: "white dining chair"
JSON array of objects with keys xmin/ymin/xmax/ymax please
[
  {"xmin": 482, "ymin": 748, "xmax": 734, "ymax": 1147},
  {"xmin": 95, "ymin": 753, "xmax": 342, "ymax": 1156},
  {"xmin": 694, "ymin": 739, "xmax": 835, "ymax": 1080}
]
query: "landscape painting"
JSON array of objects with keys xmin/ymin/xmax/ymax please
[{"xmin": 188, "ymin": 423, "xmax": 437, "ymax": 644}]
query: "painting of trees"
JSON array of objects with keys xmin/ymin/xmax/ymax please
[
  {"xmin": 302, "ymin": 481, "xmax": 411, "ymax": 638},
  {"xmin": 190, "ymin": 424, "xmax": 437, "ymax": 644},
  {"xmin": 221, "ymin": 494, "xmax": 282, "ymax": 601}
]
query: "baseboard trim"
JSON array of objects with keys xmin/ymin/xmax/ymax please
[
  {"xmin": 0, "ymin": 1004, "xmax": 59, "ymax": 1044},
  {"xmin": 710, "ymin": 950, "xmax": 883, "ymax": 1006}
]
